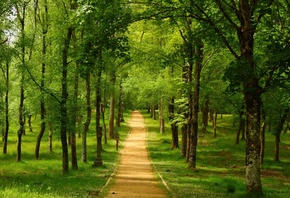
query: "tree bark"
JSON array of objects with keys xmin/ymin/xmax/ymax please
[
  {"xmin": 169, "ymin": 97, "xmax": 179, "ymax": 149},
  {"xmin": 35, "ymin": 4, "xmax": 48, "ymax": 159},
  {"xmin": 92, "ymin": 70, "xmax": 103, "ymax": 167},
  {"xmin": 17, "ymin": 83, "xmax": 25, "ymax": 162},
  {"xmin": 60, "ymin": 26, "xmax": 73, "ymax": 174},
  {"xmin": 116, "ymin": 82, "xmax": 123, "ymax": 127},
  {"xmin": 180, "ymin": 125, "xmax": 187, "ymax": 157},
  {"xmin": 28, "ymin": 115, "xmax": 33, "ymax": 132},
  {"xmin": 159, "ymin": 98, "xmax": 165, "ymax": 134},
  {"xmin": 2, "ymin": 62, "xmax": 9, "ymax": 154},
  {"xmin": 151, "ymin": 104, "xmax": 156, "ymax": 120},
  {"xmin": 48, "ymin": 121, "xmax": 53, "ymax": 152},
  {"xmin": 101, "ymin": 103, "xmax": 107, "ymax": 144},
  {"xmin": 108, "ymin": 73, "xmax": 116, "ymax": 139},
  {"xmin": 213, "ymin": 110, "xmax": 217, "ymax": 138},
  {"xmin": 71, "ymin": 62, "xmax": 79, "ymax": 170},
  {"xmin": 274, "ymin": 107, "xmax": 290, "ymax": 162},
  {"xmin": 188, "ymin": 39, "xmax": 203, "ymax": 169},
  {"xmin": 235, "ymin": 109, "xmax": 245, "ymax": 145},
  {"xmin": 82, "ymin": 72, "xmax": 91, "ymax": 162},
  {"xmin": 16, "ymin": 2, "xmax": 26, "ymax": 162},
  {"xmin": 201, "ymin": 98, "xmax": 209, "ymax": 133}
]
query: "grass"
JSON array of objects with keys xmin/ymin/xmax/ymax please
[
  {"xmin": 0, "ymin": 110, "xmax": 131, "ymax": 198},
  {"xmin": 143, "ymin": 111, "xmax": 290, "ymax": 198}
]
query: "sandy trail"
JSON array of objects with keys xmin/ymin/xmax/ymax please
[{"xmin": 105, "ymin": 111, "xmax": 168, "ymax": 198}]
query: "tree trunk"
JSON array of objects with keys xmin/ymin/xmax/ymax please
[
  {"xmin": 17, "ymin": 84, "xmax": 25, "ymax": 162},
  {"xmin": 108, "ymin": 73, "xmax": 116, "ymax": 139},
  {"xmin": 209, "ymin": 108, "xmax": 214, "ymax": 122},
  {"xmin": 260, "ymin": 122, "xmax": 265, "ymax": 165},
  {"xmin": 60, "ymin": 27, "xmax": 73, "ymax": 174},
  {"xmin": 151, "ymin": 104, "xmax": 156, "ymax": 120},
  {"xmin": 101, "ymin": 103, "xmax": 107, "ymax": 144},
  {"xmin": 108, "ymin": 95, "xmax": 115, "ymax": 138},
  {"xmin": 3, "ymin": 62, "xmax": 9, "ymax": 154},
  {"xmin": 235, "ymin": 110, "xmax": 245, "ymax": 145},
  {"xmin": 188, "ymin": 39, "xmax": 203, "ymax": 169},
  {"xmin": 28, "ymin": 115, "xmax": 33, "ymax": 132},
  {"xmin": 92, "ymin": 70, "xmax": 103, "ymax": 167},
  {"xmin": 213, "ymin": 110, "xmax": 217, "ymax": 138},
  {"xmin": 35, "ymin": 7, "xmax": 48, "ymax": 159},
  {"xmin": 244, "ymin": 90, "xmax": 262, "ymax": 194},
  {"xmin": 48, "ymin": 121, "xmax": 53, "ymax": 152},
  {"xmin": 116, "ymin": 83, "xmax": 123, "ymax": 127},
  {"xmin": 201, "ymin": 98, "xmax": 209, "ymax": 133},
  {"xmin": 169, "ymin": 97, "xmax": 178, "ymax": 149},
  {"xmin": 16, "ymin": 3, "xmax": 26, "ymax": 162},
  {"xmin": 159, "ymin": 99, "xmax": 164, "ymax": 134},
  {"xmin": 71, "ymin": 60, "xmax": 79, "ymax": 170},
  {"xmin": 180, "ymin": 125, "xmax": 187, "ymax": 157},
  {"xmin": 82, "ymin": 72, "xmax": 91, "ymax": 162},
  {"xmin": 274, "ymin": 107, "xmax": 290, "ymax": 162}
]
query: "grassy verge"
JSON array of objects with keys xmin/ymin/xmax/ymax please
[
  {"xmin": 0, "ymin": 111, "xmax": 131, "ymax": 198},
  {"xmin": 143, "ymin": 111, "xmax": 290, "ymax": 198}
]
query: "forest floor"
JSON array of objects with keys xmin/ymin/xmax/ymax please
[{"xmin": 103, "ymin": 111, "xmax": 168, "ymax": 198}]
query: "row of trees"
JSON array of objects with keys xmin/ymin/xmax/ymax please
[
  {"xmin": 0, "ymin": 0, "xmax": 131, "ymax": 174},
  {"xmin": 1, "ymin": 0, "xmax": 290, "ymax": 196},
  {"xmin": 122, "ymin": 0, "xmax": 290, "ymax": 196}
]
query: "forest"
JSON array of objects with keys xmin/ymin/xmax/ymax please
[{"xmin": 0, "ymin": 0, "xmax": 290, "ymax": 197}]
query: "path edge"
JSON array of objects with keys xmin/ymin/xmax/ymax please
[
  {"xmin": 143, "ymin": 114, "xmax": 178, "ymax": 198},
  {"xmin": 97, "ymin": 112, "xmax": 134, "ymax": 197}
]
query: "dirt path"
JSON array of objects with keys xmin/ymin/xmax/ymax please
[{"xmin": 105, "ymin": 111, "xmax": 168, "ymax": 198}]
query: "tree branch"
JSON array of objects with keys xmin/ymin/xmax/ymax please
[
  {"xmin": 0, "ymin": 38, "xmax": 8, "ymax": 46},
  {"xmin": 190, "ymin": 2, "xmax": 239, "ymax": 59},
  {"xmin": 214, "ymin": 0, "xmax": 239, "ymax": 30},
  {"xmin": 24, "ymin": 64, "xmax": 61, "ymax": 104}
]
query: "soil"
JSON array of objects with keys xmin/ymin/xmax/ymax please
[{"xmin": 104, "ymin": 111, "xmax": 168, "ymax": 198}]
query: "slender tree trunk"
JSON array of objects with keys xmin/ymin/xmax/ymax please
[
  {"xmin": 151, "ymin": 104, "xmax": 156, "ymax": 120},
  {"xmin": 60, "ymin": 27, "xmax": 73, "ymax": 174},
  {"xmin": 188, "ymin": 39, "xmax": 203, "ymax": 169},
  {"xmin": 101, "ymin": 104, "xmax": 107, "ymax": 144},
  {"xmin": 260, "ymin": 122, "xmax": 265, "ymax": 165},
  {"xmin": 209, "ymin": 108, "xmax": 213, "ymax": 122},
  {"xmin": 213, "ymin": 110, "xmax": 217, "ymax": 138},
  {"xmin": 35, "ymin": 6, "xmax": 48, "ymax": 158},
  {"xmin": 181, "ymin": 125, "xmax": 187, "ymax": 157},
  {"xmin": 169, "ymin": 97, "xmax": 179, "ymax": 149},
  {"xmin": 108, "ymin": 95, "xmax": 115, "ymax": 138},
  {"xmin": 159, "ymin": 98, "xmax": 164, "ymax": 134},
  {"xmin": 235, "ymin": 111, "xmax": 245, "ymax": 145},
  {"xmin": 3, "ymin": 62, "xmax": 9, "ymax": 154},
  {"xmin": 27, "ymin": 115, "xmax": 33, "ymax": 132},
  {"xmin": 16, "ymin": 2, "xmax": 26, "ymax": 162},
  {"xmin": 92, "ymin": 70, "xmax": 103, "ymax": 167},
  {"xmin": 71, "ymin": 62, "xmax": 79, "ymax": 170},
  {"xmin": 274, "ymin": 107, "xmax": 290, "ymax": 162},
  {"xmin": 108, "ymin": 73, "xmax": 116, "ymax": 139},
  {"xmin": 48, "ymin": 121, "xmax": 53, "ymax": 152},
  {"xmin": 82, "ymin": 72, "xmax": 91, "ymax": 162},
  {"xmin": 17, "ymin": 83, "xmax": 25, "ymax": 162},
  {"xmin": 201, "ymin": 98, "xmax": 209, "ymax": 133},
  {"xmin": 116, "ymin": 83, "xmax": 123, "ymax": 127}
]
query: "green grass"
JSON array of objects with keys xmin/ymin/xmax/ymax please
[
  {"xmin": 0, "ymin": 110, "xmax": 131, "ymax": 198},
  {"xmin": 143, "ymin": 111, "xmax": 290, "ymax": 198}
]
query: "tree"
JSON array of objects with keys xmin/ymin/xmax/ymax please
[{"xmin": 35, "ymin": 0, "xmax": 49, "ymax": 160}]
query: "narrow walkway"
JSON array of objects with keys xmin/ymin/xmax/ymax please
[{"xmin": 105, "ymin": 111, "xmax": 168, "ymax": 198}]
